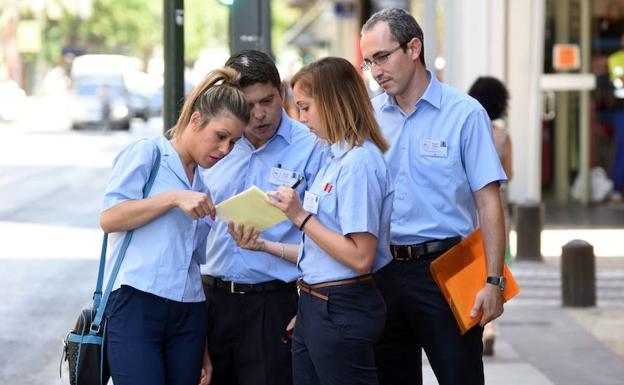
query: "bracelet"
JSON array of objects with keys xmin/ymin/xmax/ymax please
[{"xmin": 299, "ymin": 213, "xmax": 313, "ymax": 231}]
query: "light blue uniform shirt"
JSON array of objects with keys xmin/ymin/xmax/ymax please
[
  {"xmin": 298, "ymin": 140, "xmax": 393, "ymax": 285},
  {"xmin": 371, "ymin": 71, "xmax": 507, "ymax": 245},
  {"xmin": 101, "ymin": 136, "xmax": 210, "ymax": 302},
  {"xmin": 201, "ymin": 111, "xmax": 323, "ymax": 284}
]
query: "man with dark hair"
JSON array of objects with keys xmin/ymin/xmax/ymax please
[
  {"xmin": 200, "ymin": 50, "xmax": 322, "ymax": 385},
  {"xmin": 360, "ymin": 8, "xmax": 507, "ymax": 385}
]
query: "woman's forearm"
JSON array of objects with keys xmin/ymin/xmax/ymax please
[
  {"xmin": 261, "ymin": 240, "xmax": 299, "ymax": 264},
  {"xmin": 297, "ymin": 216, "xmax": 376, "ymax": 274},
  {"xmin": 100, "ymin": 191, "xmax": 178, "ymax": 233}
]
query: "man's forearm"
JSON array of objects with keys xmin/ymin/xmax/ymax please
[{"xmin": 474, "ymin": 182, "xmax": 506, "ymax": 276}]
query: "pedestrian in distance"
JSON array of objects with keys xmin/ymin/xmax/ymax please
[
  {"xmin": 360, "ymin": 8, "xmax": 508, "ymax": 385},
  {"xmin": 229, "ymin": 56, "xmax": 394, "ymax": 385},
  {"xmin": 200, "ymin": 50, "xmax": 323, "ymax": 385},
  {"xmin": 99, "ymin": 67, "xmax": 249, "ymax": 385},
  {"xmin": 607, "ymin": 32, "xmax": 624, "ymax": 201},
  {"xmin": 468, "ymin": 75, "xmax": 514, "ymax": 356}
]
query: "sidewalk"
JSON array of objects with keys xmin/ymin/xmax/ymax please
[
  {"xmin": 421, "ymin": 197, "xmax": 624, "ymax": 385},
  {"xmin": 422, "ymin": 256, "xmax": 624, "ymax": 385}
]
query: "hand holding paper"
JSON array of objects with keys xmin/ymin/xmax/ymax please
[
  {"xmin": 228, "ymin": 221, "xmax": 264, "ymax": 251},
  {"xmin": 266, "ymin": 186, "xmax": 308, "ymax": 226},
  {"xmin": 215, "ymin": 186, "xmax": 288, "ymax": 231}
]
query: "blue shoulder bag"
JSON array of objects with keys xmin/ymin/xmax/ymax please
[{"xmin": 61, "ymin": 145, "xmax": 161, "ymax": 385}]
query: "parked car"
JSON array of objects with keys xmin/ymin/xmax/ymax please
[
  {"xmin": 68, "ymin": 54, "xmax": 158, "ymax": 129},
  {"xmin": 125, "ymin": 70, "xmax": 160, "ymax": 121},
  {"xmin": 69, "ymin": 74, "xmax": 131, "ymax": 130}
]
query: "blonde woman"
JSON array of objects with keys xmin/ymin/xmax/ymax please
[{"xmin": 100, "ymin": 68, "xmax": 249, "ymax": 385}]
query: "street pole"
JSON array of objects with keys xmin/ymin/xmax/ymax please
[
  {"xmin": 229, "ymin": 0, "xmax": 272, "ymax": 55},
  {"xmin": 164, "ymin": 0, "xmax": 185, "ymax": 134}
]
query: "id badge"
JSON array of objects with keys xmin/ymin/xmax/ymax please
[
  {"xmin": 269, "ymin": 167, "xmax": 299, "ymax": 186},
  {"xmin": 302, "ymin": 191, "xmax": 320, "ymax": 214},
  {"xmin": 419, "ymin": 139, "xmax": 448, "ymax": 158}
]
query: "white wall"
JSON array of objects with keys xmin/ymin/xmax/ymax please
[
  {"xmin": 442, "ymin": 0, "xmax": 506, "ymax": 91},
  {"xmin": 441, "ymin": 0, "xmax": 543, "ymax": 203},
  {"xmin": 506, "ymin": 0, "xmax": 544, "ymax": 203}
]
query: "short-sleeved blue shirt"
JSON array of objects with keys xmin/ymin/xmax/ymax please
[
  {"xmin": 298, "ymin": 140, "xmax": 393, "ymax": 285},
  {"xmin": 101, "ymin": 135, "xmax": 210, "ymax": 302},
  {"xmin": 201, "ymin": 111, "xmax": 323, "ymax": 284},
  {"xmin": 371, "ymin": 71, "xmax": 507, "ymax": 245}
]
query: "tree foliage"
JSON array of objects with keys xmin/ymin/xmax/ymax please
[
  {"xmin": 44, "ymin": 0, "xmax": 160, "ymax": 64},
  {"xmin": 42, "ymin": 0, "xmax": 301, "ymax": 66}
]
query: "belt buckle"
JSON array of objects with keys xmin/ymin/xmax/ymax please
[
  {"xmin": 230, "ymin": 281, "xmax": 246, "ymax": 294},
  {"xmin": 393, "ymin": 246, "xmax": 413, "ymax": 261}
]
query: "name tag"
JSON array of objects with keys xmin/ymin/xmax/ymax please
[
  {"xmin": 303, "ymin": 191, "xmax": 319, "ymax": 214},
  {"xmin": 419, "ymin": 139, "xmax": 448, "ymax": 158},
  {"xmin": 269, "ymin": 167, "xmax": 299, "ymax": 186}
]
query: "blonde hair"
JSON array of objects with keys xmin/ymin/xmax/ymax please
[
  {"xmin": 291, "ymin": 57, "xmax": 388, "ymax": 152},
  {"xmin": 168, "ymin": 67, "xmax": 250, "ymax": 138}
]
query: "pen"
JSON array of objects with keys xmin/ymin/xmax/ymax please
[{"xmin": 291, "ymin": 176, "xmax": 304, "ymax": 189}]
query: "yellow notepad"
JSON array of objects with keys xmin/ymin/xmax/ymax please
[{"xmin": 215, "ymin": 186, "xmax": 288, "ymax": 231}]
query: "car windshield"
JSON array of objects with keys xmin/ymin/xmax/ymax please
[{"xmin": 73, "ymin": 76, "xmax": 125, "ymax": 97}]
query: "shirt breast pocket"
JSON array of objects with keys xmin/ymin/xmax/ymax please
[
  {"xmin": 318, "ymin": 189, "xmax": 337, "ymax": 215},
  {"xmin": 413, "ymin": 152, "xmax": 455, "ymax": 188}
]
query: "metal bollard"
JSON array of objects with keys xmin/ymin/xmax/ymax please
[
  {"xmin": 561, "ymin": 240, "xmax": 596, "ymax": 307},
  {"xmin": 514, "ymin": 202, "xmax": 543, "ymax": 261}
]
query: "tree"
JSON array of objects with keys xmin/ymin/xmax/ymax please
[{"xmin": 44, "ymin": 0, "xmax": 160, "ymax": 65}]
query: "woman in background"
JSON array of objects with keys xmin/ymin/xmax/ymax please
[{"xmin": 468, "ymin": 76, "xmax": 513, "ymax": 356}]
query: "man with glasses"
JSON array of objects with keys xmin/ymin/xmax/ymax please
[{"xmin": 360, "ymin": 8, "xmax": 507, "ymax": 385}]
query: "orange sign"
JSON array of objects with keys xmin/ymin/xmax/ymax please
[{"xmin": 553, "ymin": 44, "xmax": 580, "ymax": 71}]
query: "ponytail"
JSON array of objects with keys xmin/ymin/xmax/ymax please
[{"xmin": 168, "ymin": 67, "xmax": 250, "ymax": 138}]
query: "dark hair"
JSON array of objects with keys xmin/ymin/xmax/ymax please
[
  {"xmin": 168, "ymin": 67, "xmax": 250, "ymax": 138},
  {"xmin": 291, "ymin": 57, "xmax": 388, "ymax": 153},
  {"xmin": 361, "ymin": 8, "xmax": 425, "ymax": 67},
  {"xmin": 468, "ymin": 76, "xmax": 509, "ymax": 120},
  {"xmin": 225, "ymin": 50, "xmax": 281, "ymax": 89}
]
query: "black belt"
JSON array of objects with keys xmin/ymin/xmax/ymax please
[
  {"xmin": 201, "ymin": 275, "xmax": 296, "ymax": 294},
  {"xmin": 390, "ymin": 237, "xmax": 461, "ymax": 261}
]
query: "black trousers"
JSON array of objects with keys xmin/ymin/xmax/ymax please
[
  {"xmin": 373, "ymin": 257, "xmax": 484, "ymax": 385},
  {"xmin": 203, "ymin": 281, "xmax": 298, "ymax": 385},
  {"xmin": 105, "ymin": 286, "xmax": 207, "ymax": 385},
  {"xmin": 292, "ymin": 280, "xmax": 386, "ymax": 385}
]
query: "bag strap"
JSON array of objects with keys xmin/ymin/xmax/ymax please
[
  {"xmin": 92, "ymin": 234, "xmax": 108, "ymax": 309},
  {"xmin": 90, "ymin": 143, "xmax": 161, "ymax": 335}
]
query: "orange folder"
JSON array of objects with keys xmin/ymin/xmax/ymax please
[{"xmin": 430, "ymin": 229, "xmax": 520, "ymax": 335}]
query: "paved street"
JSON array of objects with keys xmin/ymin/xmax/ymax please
[
  {"xmin": 1, "ymin": 96, "xmax": 623, "ymax": 384},
  {"xmin": 0, "ymin": 97, "xmax": 162, "ymax": 385}
]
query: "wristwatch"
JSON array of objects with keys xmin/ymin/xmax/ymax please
[{"xmin": 486, "ymin": 276, "xmax": 507, "ymax": 290}]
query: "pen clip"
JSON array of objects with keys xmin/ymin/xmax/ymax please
[{"xmin": 290, "ymin": 176, "xmax": 304, "ymax": 189}]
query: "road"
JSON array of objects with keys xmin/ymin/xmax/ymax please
[{"xmin": 0, "ymin": 96, "xmax": 162, "ymax": 384}]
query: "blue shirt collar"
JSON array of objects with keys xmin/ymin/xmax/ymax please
[
  {"xmin": 275, "ymin": 110, "xmax": 293, "ymax": 144},
  {"xmin": 329, "ymin": 140, "xmax": 350, "ymax": 159},
  {"xmin": 381, "ymin": 70, "xmax": 442, "ymax": 112},
  {"xmin": 158, "ymin": 135, "xmax": 193, "ymax": 188}
]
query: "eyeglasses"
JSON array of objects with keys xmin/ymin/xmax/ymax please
[{"xmin": 360, "ymin": 44, "xmax": 405, "ymax": 71}]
